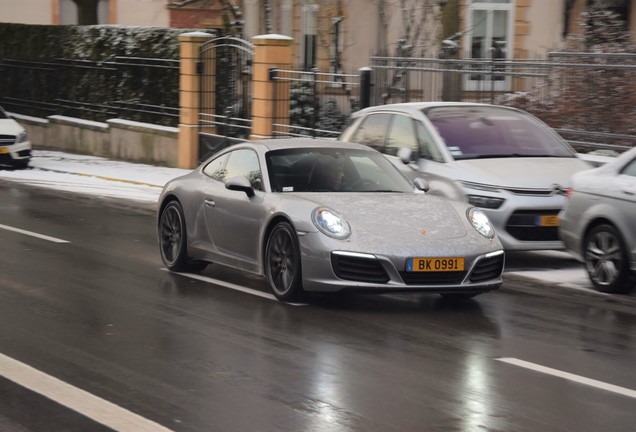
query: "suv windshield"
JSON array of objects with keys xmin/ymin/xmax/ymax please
[{"xmin": 423, "ymin": 106, "xmax": 575, "ymax": 160}]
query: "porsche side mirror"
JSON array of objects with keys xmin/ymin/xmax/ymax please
[
  {"xmin": 413, "ymin": 178, "xmax": 429, "ymax": 192},
  {"xmin": 225, "ymin": 175, "xmax": 255, "ymax": 197},
  {"xmin": 397, "ymin": 147, "xmax": 414, "ymax": 164}
]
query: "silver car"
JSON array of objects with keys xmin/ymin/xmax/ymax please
[
  {"xmin": 157, "ymin": 139, "xmax": 504, "ymax": 302},
  {"xmin": 0, "ymin": 106, "xmax": 31, "ymax": 169},
  {"xmin": 559, "ymin": 146, "xmax": 636, "ymax": 293},
  {"xmin": 340, "ymin": 102, "xmax": 592, "ymax": 251}
]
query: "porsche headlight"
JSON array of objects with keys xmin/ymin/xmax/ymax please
[
  {"xmin": 312, "ymin": 207, "xmax": 351, "ymax": 239},
  {"xmin": 467, "ymin": 208, "xmax": 495, "ymax": 239}
]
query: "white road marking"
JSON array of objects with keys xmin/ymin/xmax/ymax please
[
  {"xmin": 161, "ymin": 268, "xmax": 307, "ymax": 306},
  {"xmin": 497, "ymin": 357, "xmax": 636, "ymax": 399},
  {"xmin": 0, "ymin": 223, "xmax": 70, "ymax": 244},
  {"xmin": 0, "ymin": 353, "xmax": 174, "ymax": 432}
]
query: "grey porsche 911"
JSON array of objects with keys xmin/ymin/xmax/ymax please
[{"xmin": 157, "ymin": 139, "xmax": 505, "ymax": 302}]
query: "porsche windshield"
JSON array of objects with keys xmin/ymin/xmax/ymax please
[
  {"xmin": 266, "ymin": 147, "xmax": 414, "ymax": 193},
  {"xmin": 423, "ymin": 106, "xmax": 576, "ymax": 160}
]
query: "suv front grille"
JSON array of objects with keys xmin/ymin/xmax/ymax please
[{"xmin": 506, "ymin": 210, "xmax": 560, "ymax": 241}]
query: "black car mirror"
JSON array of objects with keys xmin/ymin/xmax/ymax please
[{"xmin": 225, "ymin": 175, "xmax": 255, "ymax": 197}]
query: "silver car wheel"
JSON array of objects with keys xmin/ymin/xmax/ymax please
[
  {"xmin": 266, "ymin": 222, "xmax": 304, "ymax": 302},
  {"xmin": 584, "ymin": 224, "xmax": 632, "ymax": 293},
  {"xmin": 159, "ymin": 201, "xmax": 207, "ymax": 273}
]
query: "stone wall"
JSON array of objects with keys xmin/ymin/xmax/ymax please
[{"xmin": 15, "ymin": 114, "xmax": 178, "ymax": 167}]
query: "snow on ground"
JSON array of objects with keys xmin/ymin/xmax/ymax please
[{"xmin": 0, "ymin": 150, "xmax": 190, "ymax": 203}]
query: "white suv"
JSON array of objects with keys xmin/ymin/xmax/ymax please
[{"xmin": 0, "ymin": 106, "xmax": 32, "ymax": 169}]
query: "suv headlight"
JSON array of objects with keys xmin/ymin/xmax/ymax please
[
  {"xmin": 312, "ymin": 207, "xmax": 351, "ymax": 239},
  {"xmin": 467, "ymin": 194, "xmax": 505, "ymax": 209},
  {"xmin": 461, "ymin": 181, "xmax": 505, "ymax": 209},
  {"xmin": 467, "ymin": 208, "xmax": 495, "ymax": 239}
]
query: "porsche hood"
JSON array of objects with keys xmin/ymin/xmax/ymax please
[{"xmin": 302, "ymin": 193, "xmax": 468, "ymax": 241}]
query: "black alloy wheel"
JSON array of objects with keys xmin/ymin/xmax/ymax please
[
  {"xmin": 584, "ymin": 224, "xmax": 633, "ymax": 293},
  {"xmin": 159, "ymin": 200, "xmax": 207, "ymax": 273},
  {"xmin": 265, "ymin": 222, "xmax": 304, "ymax": 302}
]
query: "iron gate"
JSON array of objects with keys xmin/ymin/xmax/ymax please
[{"xmin": 198, "ymin": 36, "xmax": 254, "ymax": 161}]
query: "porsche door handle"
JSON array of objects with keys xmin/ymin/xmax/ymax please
[{"xmin": 205, "ymin": 199, "xmax": 216, "ymax": 207}]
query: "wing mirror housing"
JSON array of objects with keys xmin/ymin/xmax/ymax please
[
  {"xmin": 397, "ymin": 147, "xmax": 414, "ymax": 164},
  {"xmin": 413, "ymin": 178, "xmax": 429, "ymax": 192},
  {"xmin": 225, "ymin": 175, "xmax": 255, "ymax": 197}
]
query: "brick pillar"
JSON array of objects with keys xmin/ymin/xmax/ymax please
[
  {"xmin": 178, "ymin": 31, "xmax": 213, "ymax": 169},
  {"xmin": 250, "ymin": 35, "xmax": 294, "ymax": 140}
]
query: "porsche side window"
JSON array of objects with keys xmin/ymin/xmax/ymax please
[
  {"xmin": 224, "ymin": 149, "xmax": 263, "ymax": 191},
  {"xmin": 202, "ymin": 153, "xmax": 230, "ymax": 182},
  {"xmin": 386, "ymin": 115, "xmax": 418, "ymax": 157},
  {"xmin": 350, "ymin": 113, "xmax": 391, "ymax": 152}
]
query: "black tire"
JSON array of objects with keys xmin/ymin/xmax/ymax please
[
  {"xmin": 159, "ymin": 200, "xmax": 208, "ymax": 273},
  {"xmin": 265, "ymin": 222, "xmax": 304, "ymax": 302},
  {"xmin": 583, "ymin": 224, "xmax": 633, "ymax": 293}
]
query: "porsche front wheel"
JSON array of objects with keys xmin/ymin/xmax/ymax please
[
  {"xmin": 265, "ymin": 222, "xmax": 304, "ymax": 302},
  {"xmin": 159, "ymin": 201, "xmax": 207, "ymax": 273}
]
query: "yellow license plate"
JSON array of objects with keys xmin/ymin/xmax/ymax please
[
  {"xmin": 537, "ymin": 215, "xmax": 559, "ymax": 227},
  {"xmin": 0, "ymin": 147, "xmax": 8, "ymax": 154},
  {"xmin": 407, "ymin": 257, "xmax": 465, "ymax": 272}
]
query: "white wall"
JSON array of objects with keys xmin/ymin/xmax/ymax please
[
  {"xmin": 0, "ymin": 0, "xmax": 53, "ymax": 24},
  {"xmin": 525, "ymin": 1, "xmax": 566, "ymax": 57},
  {"xmin": 0, "ymin": 0, "xmax": 169, "ymax": 27},
  {"xmin": 115, "ymin": 0, "xmax": 169, "ymax": 27}
]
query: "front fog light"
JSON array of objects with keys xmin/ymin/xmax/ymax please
[
  {"xmin": 312, "ymin": 207, "xmax": 351, "ymax": 239},
  {"xmin": 467, "ymin": 208, "xmax": 495, "ymax": 239}
]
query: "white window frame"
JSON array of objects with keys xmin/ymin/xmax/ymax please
[{"xmin": 463, "ymin": 0, "xmax": 515, "ymax": 92}]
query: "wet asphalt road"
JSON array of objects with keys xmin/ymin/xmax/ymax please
[{"xmin": 1, "ymin": 183, "xmax": 635, "ymax": 432}]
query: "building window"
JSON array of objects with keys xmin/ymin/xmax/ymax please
[
  {"xmin": 59, "ymin": 0, "xmax": 110, "ymax": 24},
  {"xmin": 464, "ymin": 0, "xmax": 514, "ymax": 91}
]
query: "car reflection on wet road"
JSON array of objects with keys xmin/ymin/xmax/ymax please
[{"xmin": 1, "ymin": 183, "xmax": 635, "ymax": 432}]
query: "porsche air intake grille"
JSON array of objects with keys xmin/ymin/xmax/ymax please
[
  {"xmin": 506, "ymin": 210, "xmax": 560, "ymax": 241},
  {"xmin": 469, "ymin": 253, "xmax": 505, "ymax": 283},
  {"xmin": 399, "ymin": 271, "xmax": 467, "ymax": 285},
  {"xmin": 331, "ymin": 254, "xmax": 390, "ymax": 283}
]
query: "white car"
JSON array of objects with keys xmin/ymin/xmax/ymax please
[
  {"xmin": 559, "ymin": 146, "xmax": 636, "ymax": 293},
  {"xmin": 340, "ymin": 102, "xmax": 592, "ymax": 251},
  {"xmin": 0, "ymin": 106, "xmax": 32, "ymax": 169}
]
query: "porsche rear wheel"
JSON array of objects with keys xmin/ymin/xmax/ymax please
[
  {"xmin": 159, "ymin": 200, "xmax": 207, "ymax": 273},
  {"xmin": 265, "ymin": 222, "xmax": 304, "ymax": 302},
  {"xmin": 584, "ymin": 224, "xmax": 632, "ymax": 293}
]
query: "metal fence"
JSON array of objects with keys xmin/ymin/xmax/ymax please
[
  {"xmin": 0, "ymin": 56, "xmax": 180, "ymax": 126},
  {"xmin": 271, "ymin": 68, "xmax": 361, "ymax": 138}
]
